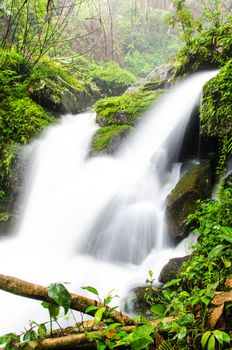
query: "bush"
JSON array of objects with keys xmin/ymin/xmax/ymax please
[{"xmin": 175, "ymin": 21, "xmax": 232, "ymax": 76}]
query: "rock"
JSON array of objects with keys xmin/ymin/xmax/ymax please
[
  {"xmin": 124, "ymin": 286, "xmax": 162, "ymax": 315},
  {"xmin": 165, "ymin": 161, "xmax": 211, "ymax": 241},
  {"xmin": 30, "ymin": 76, "xmax": 90, "ymax": 114},
  {"xmin": 125, "ymin": 63, "xmax": 174, "ymax": 94},
  {"xmin": 159, "ymin": 256, "xmax": 189, "ymax": 284},
  {"xmin": 89, "ymin": 125, "xmax": 132, "ymax": 157},
  {"xmin": 96, "ymin": 110, "xmax": 132, "ymax": 127}
]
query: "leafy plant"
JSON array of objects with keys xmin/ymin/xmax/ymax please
[{"xmin": 201, "ymin": 330, "xmax": 230, "ymax": 350}]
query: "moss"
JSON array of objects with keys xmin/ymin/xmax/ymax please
[
  {"xmin": 58, "ymin": 56, "xmax": 137, "ymax": 98},
  {"xmin": 93, "ymin": 89, "xmax": 165, "ymax": 126},
  {"xmin": 165, "ymin": 161, "xmax": 211, "ymax": 240},
  {"xmin": 29, "ymin": 59, "xmax": 93, "ymax": 113},
  {"xmin": 89, "ymin": 124, "xmax": 133, "ymax": 157},
  {"xmin": 90, "ymin": 61, "xmax": 137, "ymax": 96},
  {"xmin": 174, "ymin": 21, "xmax": 232, "ymax": 76},
  {"xmin": 200, "ymin": 59, "xmax": 232, "ymax": 138}
]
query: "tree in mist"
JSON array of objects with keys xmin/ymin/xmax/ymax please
[{"xmin": 0, "ymin": 0, "xmax": 80, "ymax": 65}]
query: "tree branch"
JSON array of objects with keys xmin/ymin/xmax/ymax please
[{"xmin": 0, "ymin": 274, "xmax": 133, "ymax": 326}]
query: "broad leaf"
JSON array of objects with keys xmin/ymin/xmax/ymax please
[
  {"xmin": 82, "ymin": 286, "xmax": 99, "ymax": 296},
  {"xmin": 208, "ymin": 245, "xmax": 225, "ymax": 259},
  {"xmin": 94, "ymin": 307, "xmax": 106, "ymax": 323},
  {"xmin": 48, "ymin": 283, "xmax": 71, "ymax": 314},
  {"xmin": 150, "ymin": 304, "xmax": 165, "ymax": 317},
  {"xmin": 201, "ymin": 331, "xmax": 211, "ymax": 349},
  {"xmin": 208, "ymin": 335, "xmax": 215, "ymax": 350}
]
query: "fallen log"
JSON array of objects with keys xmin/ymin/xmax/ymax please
[
  {"xmin": 24, "ymin": 318, "xmax": 179, "ymax": 350},
  {"xmin": 0, "ymin": 274, "xmax": 133, "ymax": 326}
]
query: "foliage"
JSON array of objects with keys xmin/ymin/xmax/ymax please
[
  {"xmin": 58, "ymin": 56, "xmax": 137, "ymax": 97},
  {"xmin": 200, "ymin": 59, "xmax": 232, "ymax": 174},
  {"xmin": 94, "ymin": 89, "xmax": 165, "ymax": 126},
  {"xmin": 0, "ymin": 0, "xmax": 75, "ymax": 66},
  {"xmin": 200, "ymin": 60, "xmax": 232, "ymax": 138},
  {"xmin": 175, "ymin": 20, "xmax": 232, "ymax": 76},
  {"xmin": 181, "ymin": 187, "xmax": 232, "ymax": 291}
]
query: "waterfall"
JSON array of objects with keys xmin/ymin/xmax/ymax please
[{"xmin": 0, "ymin": 70, "xmax": 218, "ymax": 334}]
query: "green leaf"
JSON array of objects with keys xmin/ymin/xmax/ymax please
[
  {"xmin": 85, "ymin": 305, "xmax": 99, "ymax": 313},
  {"xmin": 82, "ymin": 286, "xmax": 99, "ymax": 296},
  {"xmin": 163, "ymin": 278, "xmax": 181, "ymax": 288},
  {"xmin": 97, "ymin": 342, "xmax": 107, "ymax": 350},
  {"xmin": 178, "ymin": 326, "xmax": 187, "ymax": 340},
  {"xmin": 201, "ymin": 295, "xmax": 211, "ymax": 305},
  {"xmin": 219, "ymin": 331, "xmax": 230, "ymax": 343},
  {"xmin": 94, "ymin": 307, "xmax": 106, "ymax": 323},
  {"xmin": 48, "ymin": 283, "xmax": 71, "ymax": 314},
  {"xmin": 208, "ymin": 335, "xmax": 215, "ymax": 350},
  {"xmin": 23, "ymin": 330, "xmax": 37, "ymax": 342},
  {"xmin": 177, "ymin": 313, "xmax": 194, "ymax": 326},
  {"xmin": 38, "ymin": 324, "xmax": 47, "ymax": 338},
  {"xmin": 201, "ymin": 331, "xmax": 211, "ymax": 349},
  {"xmin": 48, "ymin": 304, "xmax": 60, "ymax": 320},
  {"xmin": 150, "ymin": 304, "xmax": 165, "ymax": 317},
  {"xmin": 208, "ymin": 245, "xmax": 225, "ymax": 259}
]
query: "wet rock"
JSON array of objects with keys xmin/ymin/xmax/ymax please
[
  {"xmin": 96, "ymin": 110, "xmax": 132, "ymax": 127},
  {"xmin": 165, "ymin": 161, "xmax": 211, "ymax": 241},
  {"xmin": 89, "ymin": 125, "xmax": 132, "ymax": 157},
  {"xmin": 159, "ymin": 256, "xmax": 189, "ymax": 284},
  {"xmin": 124, "ymin": 285, "xmax": 162, "ymax": 315},
  {"xmin": 125, "ymin": 63, "xmax": 174, "ymax": 94},
  {"xmin": 30, "ymin": 76, "xmax": 90, "ymax": 114}
]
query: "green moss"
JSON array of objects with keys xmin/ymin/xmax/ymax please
[
  {"xmin": 93, "ymin": 89, "xmax": 165, "ymax": 126},
  {"xmin": 90, "ymin": 61, "xmax": 137, "ymax": 96},
  {"xmin": 200, "ymin": 60, "xmax": 232, "ymax": 138},
  {"xmin": 29, "ymin": 58, "xmax": 86, "ymax": 93},
  {"xmin": 58, "ymin": 56, "xmax": 137, "ymax": 98},
  {"xmin": 92, "ymin": 125, "xmax": 132, "ymax": 151},
  {"xmin": 175, "ymin": 21, "xmax": 232, "ymax": 76}
]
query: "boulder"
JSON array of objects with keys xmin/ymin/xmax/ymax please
[
  {"xmin": 30, "ymin": 76, "xmax": 90, "ymax": 114},
  {"xmin": 125, "ymin": 63, "xmax": 174, "ymax": 94},
  {"xmin": 159, "ymin": 256, "xmax": 189, "ymax": 284},
  {"xmin": 165, "ymin": 161, "xmax": 211, "ymax": 241}
]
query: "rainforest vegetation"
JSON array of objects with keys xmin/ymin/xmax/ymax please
[{"xmin": 0, "ymin": 0, "xmax": 231, "ymax": 349}]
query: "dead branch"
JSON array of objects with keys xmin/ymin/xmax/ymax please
[{"xmin": 0, "ymin": 274, "xmax": 133, "ymax": 326}]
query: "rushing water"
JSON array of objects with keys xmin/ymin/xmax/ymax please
[{"xmin": 0, "ymin": 70, "xmax": 218, "ymax": 334}]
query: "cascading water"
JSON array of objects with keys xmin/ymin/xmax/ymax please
[{"xmin": 0, "ymin": 70, "xmax": 218, "ymax": 334}]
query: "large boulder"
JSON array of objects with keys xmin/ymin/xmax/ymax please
[
  {"xmin": 159, "ymin": 256, "xmax": 189, "ymax": 284},
  {"xmin": 165, "ymin": 161, "xmax": 211, "ymax": 241},
  {"xmin": 30, "ymin": 76, "xmax": 90, "ymax": 114}
]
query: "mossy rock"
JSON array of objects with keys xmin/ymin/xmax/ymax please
[
  {"xmin": 165, "ymin": 161, "xmax": 211, "ymax": 241},
  {"xmin": 174, "ymin": 22, "xmax": 232, "ymax": 76},
  {"xmin": 29, "ymin": 60, "xmax": 93, "ymax": 114},
  {"xmin": 200, "ymin": 59, "xmax": 232, "ymax": 138},
  {"xmin": 93, "ymin": 89, "xmax": 165, "ymax": 127},
  {"xmin": 89, "ymin": 125, "xmax": 133, "ymax": 156}
]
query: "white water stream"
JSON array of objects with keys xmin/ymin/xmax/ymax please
[{"xmin": 0, "ymin": 70, "xmax": 217, "ymax": 334}]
